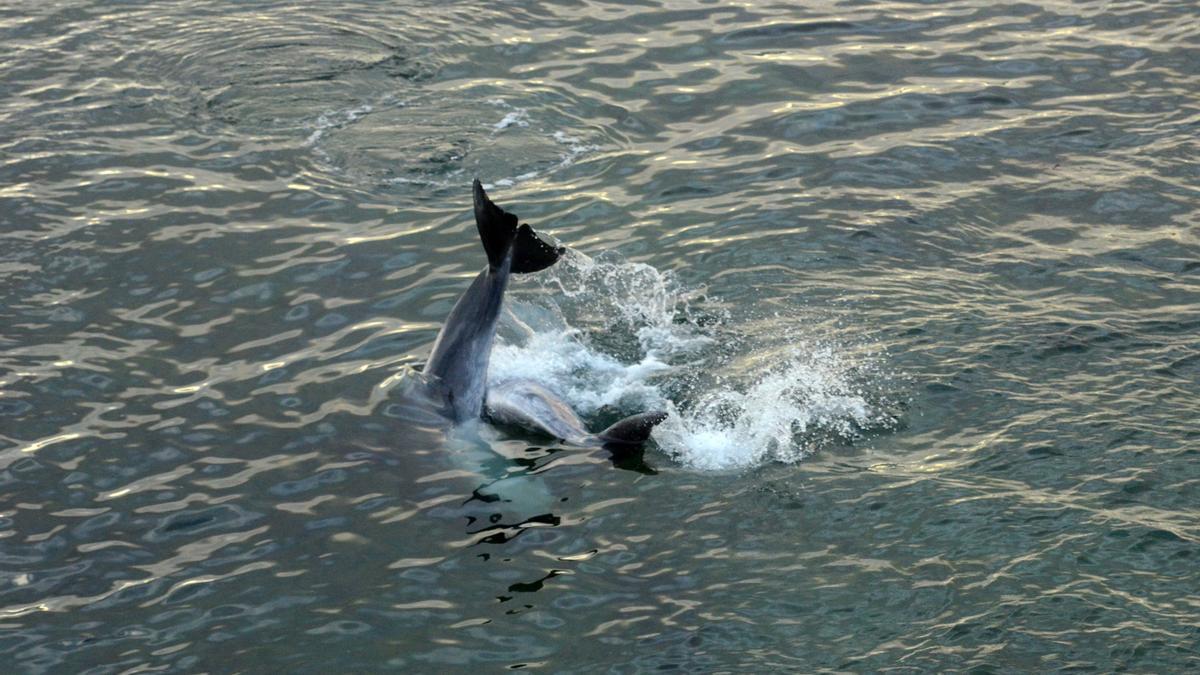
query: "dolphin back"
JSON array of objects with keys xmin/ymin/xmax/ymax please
[{"xmin": 473, "ymin": 179, "xmax": 563, "ymax": 274}]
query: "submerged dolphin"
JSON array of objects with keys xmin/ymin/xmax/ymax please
[{"xmin": 419, "ymin": 179, "xmax": 667, "ymax": 448}]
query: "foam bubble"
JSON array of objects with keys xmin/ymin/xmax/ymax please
[
  {"xmin": 493, "ymin": 109, "xmax": 530, "ymax": 131},
  {"xmin": 551, "ymin": 131, "xmax": 601, "ymax": 170},
  {"xmin": 304, "ymin": 103, "xmax": 376, "ymax": 146}
]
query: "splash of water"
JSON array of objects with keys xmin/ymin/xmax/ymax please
[
  {"xmin": 491, "ymin": 250, "xmax": 689, "ymax": 411},
  {"xmin": 527, "ymin": 250, "xmax": 712, "ymax": 359},
  {"xmin": 490, "ymin": 252, "xmax": 894, "ymax": 470},
  {"xmin": 654, "ymin": 346, "xmax": 877, "ymax": 471},
  {"xmin": 489, "ymin": 329, "xmax": 668, "ymax": 415}
]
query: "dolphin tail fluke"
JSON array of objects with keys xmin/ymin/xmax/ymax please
[
  {"xmin": 597, "ymin": 411, "xmax": 668, "ymax": 447},
  {"xmin": 473, "ymin": 178, "xmax": 563, "ymax": 274}
]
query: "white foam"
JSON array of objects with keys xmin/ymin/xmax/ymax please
[
  {"xmin": 304, "ymin": 103, "xmax": 375, "ymax": 146},
  {"xmin": 490, "ymin": 170, "xmax": 540, "ymax": 189},
  {"xmin": 655, "ymin": 346, "xmax": 877, "ymax": 471},
  {"xmin": 491, "ymin": 253, "xmax": 891, "ymax": 470},
  {"xmin": 552, "ymin": 131, "xmax": 601, "ymax": 170},
  {"xmin": 490, "ymin": 251, "xmax": 701, "ymax": 413},
  {"xmin": 493, "ymin": 109, "xmax": 530, "ymax": 131},
  {"xmin": 530, "ymin": 251, "xmax": 710, "ymax": 360},
  {"xmin": 490, "ymin": 330, "xmax": 667, "ymax": 414}
]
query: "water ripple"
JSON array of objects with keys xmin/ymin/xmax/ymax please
[{"xmin": 1, "ymin": 0, "xmax": 1198, "ymax": 671}]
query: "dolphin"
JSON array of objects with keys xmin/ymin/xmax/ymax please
[{"xmin": 419, "ymin": 179, "xmax": 667, "ymax": 449}]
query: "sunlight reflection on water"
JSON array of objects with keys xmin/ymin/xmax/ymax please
[{"xmin": 1, "ymin": 0, "xmax": 1198, "ymax": 671}]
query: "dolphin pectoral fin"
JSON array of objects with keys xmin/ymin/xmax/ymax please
[
  {"xmin": 597, "ymin": 411, "xmax": 668, "ymax": 447},
  {"xmin": 473, "ymin": 179, "xmax": 564, "ymax": 274}
]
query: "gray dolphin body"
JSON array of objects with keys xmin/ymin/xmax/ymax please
[
  {"xmin": 486, "ymin": 378, "xmax": 668, "ymax": 447},
  {"xmin": 420, "ymin": 180, "xmax": 666, "ymax": 448}
]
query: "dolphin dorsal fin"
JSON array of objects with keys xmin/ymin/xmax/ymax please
[{"xmin": 598, "ymin": 411, "xmax": 668, "ymax": 446}]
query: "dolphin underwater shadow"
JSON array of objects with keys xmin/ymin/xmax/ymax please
[{"xmin": 400, "ymin": 179, "xmax": 668, "ymax": 463}]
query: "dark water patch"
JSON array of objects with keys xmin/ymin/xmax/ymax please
[
  {"xmin": 720, "ymin": 21, "xmax": 857, "ymax": 42},
  {"xmin": 145, "ymin": 505, "xmax": 262, "ymax": 543}
]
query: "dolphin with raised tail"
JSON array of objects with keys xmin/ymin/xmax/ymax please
[{"xmin": 419, "ymin": 179, "xmax": 666, "ymax": 448}]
